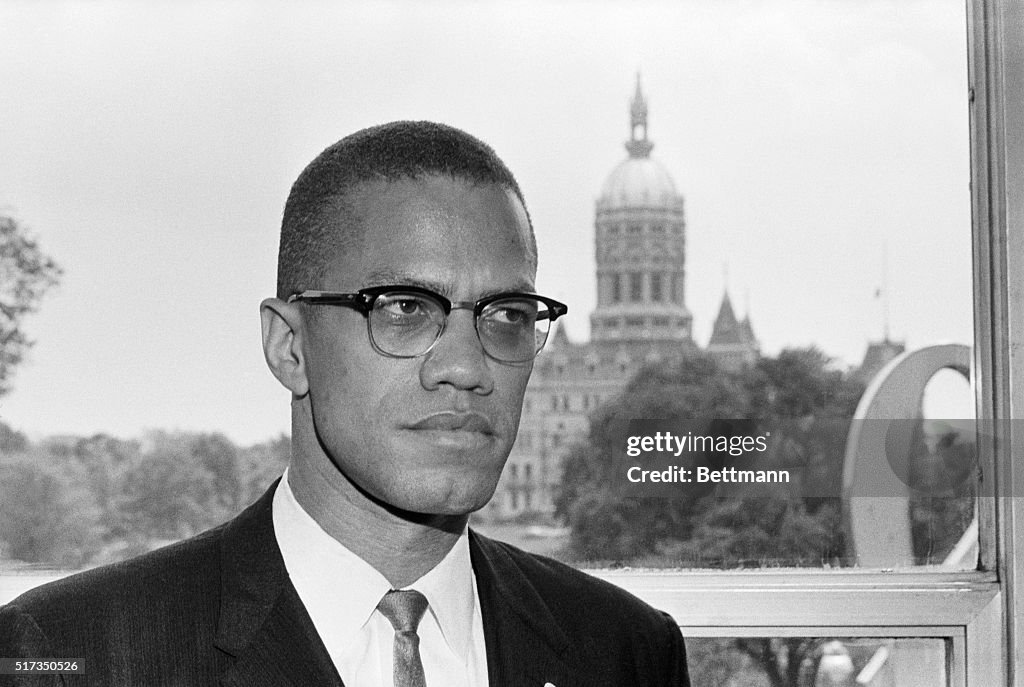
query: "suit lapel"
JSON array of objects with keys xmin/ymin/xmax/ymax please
[
  {"xmin": 470, "ymin": 531, "xmax": 577, "ymax": 687},
  {"xmin": 214, "ymin": 482, "xmax": 344, "ymax": 687},
  {"xmin": 211, "ymin": 487, "xmax": 582, "ymax": 687},
  {"xmin": 219, "ymin": 583, "xmax": 343, "ymax": 687}
]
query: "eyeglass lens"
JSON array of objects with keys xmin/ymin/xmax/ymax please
[{"xmin": 367, "ymin": 291, "xmax": 552, "ymax": 361}]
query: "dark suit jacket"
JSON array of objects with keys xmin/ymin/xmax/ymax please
[{"xmin": 0, "ymin": 485, "xmax": 688, "ymax": 686}]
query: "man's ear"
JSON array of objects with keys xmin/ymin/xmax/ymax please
[{"xmin": 260, "ymin": 297, "xmax": 309, "ymax": 397}]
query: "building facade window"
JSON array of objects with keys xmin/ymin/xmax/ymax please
[
  {"xmin": 629, "ymin": 272, "xmax": 642, "ymax": 301},
  {"xmin": 651, "ymin": 272, "xmax": 663, "ymax": 302},
  {"xmin": 611, "ymin": 274, "xmax": 622, "ymax": 303}
]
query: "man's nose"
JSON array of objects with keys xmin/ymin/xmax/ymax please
[{"xmin": 418, "ymin": 309, "xmax": 494, "ymax": 394}]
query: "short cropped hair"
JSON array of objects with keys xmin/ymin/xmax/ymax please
[{"xmin": 277, "ymin": 121, "xmax": 536, "ymax": 299}]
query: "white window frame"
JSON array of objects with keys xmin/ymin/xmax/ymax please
[{"xmin": 591, "ymin": 1, "xmax": 1024, "ymax": 684}]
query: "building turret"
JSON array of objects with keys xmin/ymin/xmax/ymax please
[
  {"xmin": 590, "ymin": 73, "xmax": 693, "ymax": 361},
  {"xmin": 707, "ymin": 291, "xmax": 760, "ymax": 371}
]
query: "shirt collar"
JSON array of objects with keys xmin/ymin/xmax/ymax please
[
  {"xmin": 412, "ymin": 522, "xmax": 475, "ymax": 660},
  {"xmin": 272, "ymin": 470, "xmax": 476, "ymax": 661}
]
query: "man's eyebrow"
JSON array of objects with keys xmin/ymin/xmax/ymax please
[
  {"xmin": 361, "ymin": 271, "xmax": 536, "ymax": 299},
  {"xmin": 362, "ymin": 271, "xmax": 449, "ymax": 295}
]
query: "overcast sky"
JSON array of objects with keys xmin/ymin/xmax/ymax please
[{"xmin": 0, "ymin": 0, "xmax": 973, "ymax": 444}]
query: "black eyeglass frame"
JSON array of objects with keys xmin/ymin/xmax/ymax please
[{"xmin": 287, "ymin": 285, "xmax": 568, "ymax": 362}]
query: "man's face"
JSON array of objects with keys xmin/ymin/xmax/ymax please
[{"xmin": 299, "ymin": 175, "xmax": 536, "ymax": 516}]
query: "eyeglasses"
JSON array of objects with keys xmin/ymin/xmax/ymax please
[{"xmin": 287, "ymin": 285, "xmax": 568, "ymax": 363}]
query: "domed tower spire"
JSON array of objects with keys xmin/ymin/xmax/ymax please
[
  {"xmin": 626, "ymin": 72, "xmax": 654, "ymax": 159},
  {"xmin": 591, "ymin": 77, "xmax": 692, "ymax": 359}
]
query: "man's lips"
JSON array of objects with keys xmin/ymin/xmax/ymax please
[{"xmin": 407, "ymin": 412, "xmax": 495, "ymax": 434}]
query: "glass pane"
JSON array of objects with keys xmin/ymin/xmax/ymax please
[
  {"xmin": 0, "ymin": 1, "xmax": 974, "ymax": 574},
  {"xmin": 687, "ymin": 637, "xmax": 947, "ymax": 687}
]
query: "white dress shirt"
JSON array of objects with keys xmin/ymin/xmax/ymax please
[{"xmin": 272, "ymin": 470, "xmax": 490, "ymax": 687}]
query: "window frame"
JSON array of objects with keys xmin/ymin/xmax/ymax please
[
  {"xmin": 590, "ymin": 569, "xmax": 1000, "ymax": 686},
  {"xmin": 587, "ymin": 1, "xmax": 1023, "ymax": 683}
]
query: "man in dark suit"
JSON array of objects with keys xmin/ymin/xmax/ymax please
[{"xmin": 0, "ymin": 122, "xmax": 689, "ymax": 686}]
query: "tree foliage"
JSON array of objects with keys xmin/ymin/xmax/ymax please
[
  {"xmin": 0, "ymin": 214, "xmax": 62, "ymax": 395},
  {"xmin": 0, "ymin": 427, "xmax": 290, "ymax": 567},
  {"xmin": 555, "ymin": 348, "xmax": 863, "ymax": 566},
  {"xmin": 0, "ymin": 450, "xmax": 104, "ymax": 567}
]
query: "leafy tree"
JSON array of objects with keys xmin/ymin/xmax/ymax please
[
  {"xmin": 116, "ymin": 431, "xmax": 236, "ymax": 541},
  {"xmin": 62, "ymin": 434, "xmax": 141, "ymax": 546},
  {"xmin": 189, "ymin": 432, "xmax": 244, "ymax": 513},
  {"xmin": 0, "ymin": 421, "xmax": 28, "ymax": 453},
  {"xmin": 665, "ymin": 497, "xmax": 844, "ymax": 568},
  {"xmin": 237, "ymin": 433, "xmax": 291, "ymax": 505},
  {"xmin": 0, "ymin": 450, "xmax": 103, "ymax": 567},
  {"xmin": 746, "ymin": 348, "xmax": 862, "ymax": 420},
  {"xmin": 111, "ymin": 430, "xmax": 290, "ymax": 548},
  {"xmin": 0, "ymin": 429, "xmax": 293, "ymax": 567},
  {"xmin": 555, "ymin": 348, "xmax": 860, "ymax": 566},
  {"xmin": 0, "ymin": 214, "xmax": 62, "ymax": 395},
  {"xmin": 554, "ymin": 352, "xmax": 751, "ymax": 561}
]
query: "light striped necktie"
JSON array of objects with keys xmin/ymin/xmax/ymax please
[{"xmin": 377, "ymin": 589, "xmax": 429, "ymax": 687}]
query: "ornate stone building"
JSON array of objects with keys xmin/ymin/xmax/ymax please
[
  {"xmin": 707, "ymin": 291, "xmax": 760, "ymax": 372},
  {"xmin": 485, "ymin": 78, "xmax": 759, "ymax": 519}
]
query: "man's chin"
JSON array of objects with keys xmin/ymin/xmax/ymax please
[
  {"xmin": 389, "ymin": 476, "xmax": 500, "ymax": 519},
  {"xmin": 414, "ymin": 491, "xmax": 496, "ymax": 518}
]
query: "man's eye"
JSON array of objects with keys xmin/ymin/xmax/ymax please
[
  {"xmin": 376, "ymin": 295, "xmax": 434, "ymax": 320},
  {"xmin": 496, "ymin": 308, "xmax": 526, "ymax": 324},
  {"xmin": 488, "ymin": 302, "xmax": 537, "ymax": 326},
  {"xmin": 393, "ymin": 299, "xmax": 423, "ymax": 315}
]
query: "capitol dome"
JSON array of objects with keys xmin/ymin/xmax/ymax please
[
  {"xmin": 597, "ymin": 75, "xmax": 681, "ymax": 211},
  {"xmin": 599, "ymin": 157, "xmax": 678, "ymax": 209}
]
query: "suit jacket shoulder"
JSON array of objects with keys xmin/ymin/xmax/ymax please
[
  {"xmin": 0, "ymin": 525, "xmax": 227, "ymax": 686},
  {"xmin": 0, "ymin": 485, "xmax": 337, "ymax": 687},
  {"xmin": 470, "ymin": 532, "xmax": 689, "ymax": 687}
]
